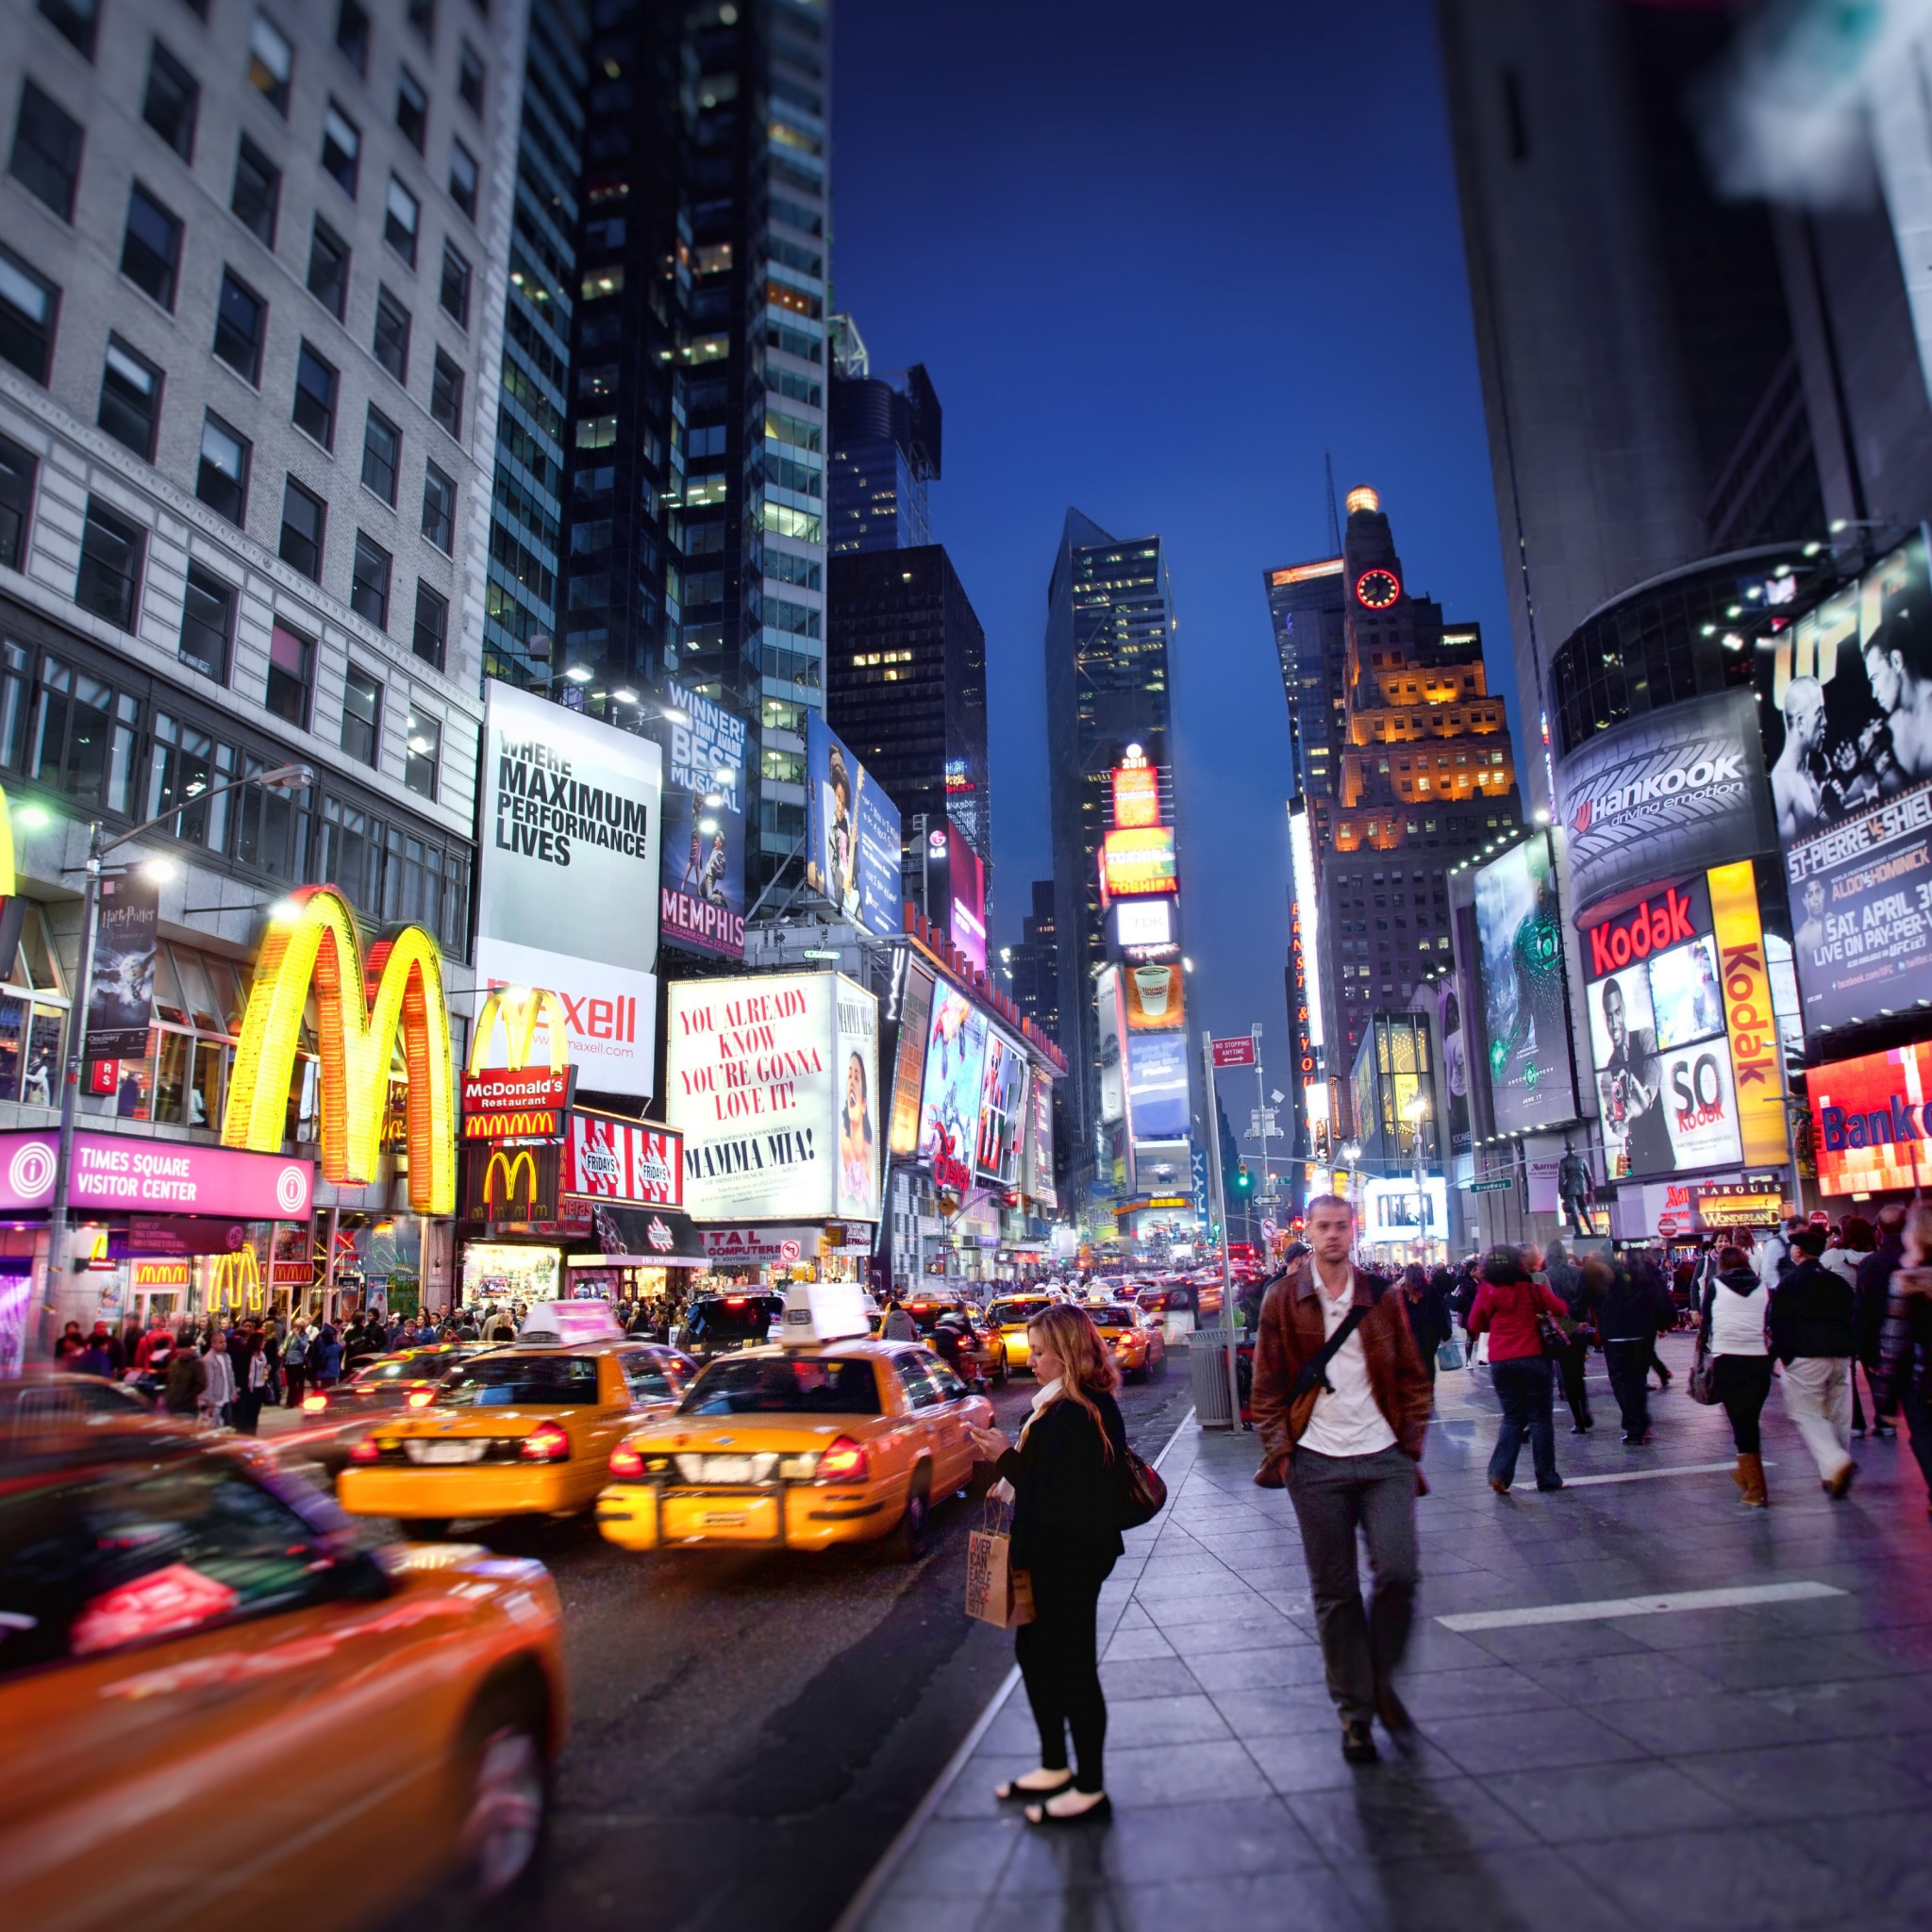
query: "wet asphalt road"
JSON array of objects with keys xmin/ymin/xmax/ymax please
[{"xmin": 448, "ymin": 1354, "xmax": 1197, "ymax": 1932}]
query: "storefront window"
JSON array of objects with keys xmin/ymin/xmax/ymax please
[
  {"xmin": 24, "ymin": 1007, "xmax": 60, "ymax": 1105},
  {"xmin": 0, "ymin": 993, "xmax": 22, "ymax": 1098},
  {"xmin": 153, "ymin": 1029, "xmax": 190, "ymax": 1124},
  {"xmin": 114, "ymin": 1044, "xmax": 153, "ymax": 1120}
]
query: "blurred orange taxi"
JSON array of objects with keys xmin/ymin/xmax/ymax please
[{"xmin": 0, "ymin": 1416, "xmax": 565, "ymax": 1930}]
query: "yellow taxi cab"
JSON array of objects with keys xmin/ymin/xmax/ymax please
[
  {"xmin": 0, "ymin": 1413, "xmax": 565, "ymax": 1930},
  {"xmin": 984, "ymin": 1292, "xmax": 1056, "ymax": 1374},
  {"xmin": 596, "ymin": 1338, "xmax": 993, "ymax": 1559},
  {"xmin": 338, "ymin": 1307, "xmax": 694, "ymax": 1533},
  {"xmin": 1088, "ymin": 1301, "xmax": 1169, "ymax": 1382}
]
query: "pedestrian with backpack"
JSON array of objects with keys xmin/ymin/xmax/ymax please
[
  {"xmin": 1250, "ymin": 1192, "xmax": 1432, "ymax": 1765},
  {"xmin": 965, "ymin": 1302, "xmax": 1134, "ymax": 1827}
]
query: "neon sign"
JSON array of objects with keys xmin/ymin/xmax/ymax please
[{"xmin": 222, "ymin": 885, "xmax": 456, "ymax": 1214}]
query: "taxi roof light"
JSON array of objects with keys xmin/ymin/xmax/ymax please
[{"xmin": 816, "ymin": 1434, "xmax": 870, "ymax": 1481}]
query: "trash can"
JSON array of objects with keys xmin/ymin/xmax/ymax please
[{"xmin": 1192, "ymin": 1328, "xmax": 1236, "ymax": 1428}]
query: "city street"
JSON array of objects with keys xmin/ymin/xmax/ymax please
[{"xmin": 357, "ymin": 1359, "xmax": 1195, "ymax": 1932}]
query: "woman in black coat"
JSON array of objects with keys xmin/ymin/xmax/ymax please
[{"xmin": 968, "ymin": 1302, "xmax": 1126, "ymax": 1826}]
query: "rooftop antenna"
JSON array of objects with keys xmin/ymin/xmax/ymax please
[{"xmin": 1324, "ymin": 452, "xmax": 1342, "ymax": 556}]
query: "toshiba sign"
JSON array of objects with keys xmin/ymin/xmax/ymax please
[{"xmin": 1555, "ymin": 689, "xmax": 1776, "ymax": 915}]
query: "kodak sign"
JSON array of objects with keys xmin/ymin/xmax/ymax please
[
  {"xmin": 222, "ymin": 885, "xmax": 456, "ymax": 1215},
  {"xmin": 1585, "ymin": 885, "xmax": 1700, "ymax": 978},
  {"xmin": 1707, "ymin": 861, "xmax": 1790, "ymax": 1170}
]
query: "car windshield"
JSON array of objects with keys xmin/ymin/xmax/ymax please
[
  {"xmin": 439, "ymin": 1356, "xmax": 601, "ymax": 1407},
  {"xmin": 904, "ymin": 1304, "xmax": 962, "ymax": 1334},
  {"xmin": 987, "ymin": 1300, "xmax": 1048, "ymax": 1326},
  {"xmin": 677, "ymin": 1357, "xmax": 881, "ymax": 1416},
  {"xmin": 1093, "ymin": 1307, "xmax": 1138, "ymax": 1327},
  {"xmin": 688, "ymin": 1298, "xmax": 781, "ymax": 1342}
]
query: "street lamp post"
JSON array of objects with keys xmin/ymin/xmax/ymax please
[{"xmin": 35, "ymin": 763, "xmax": 313, "ymax": 1360}]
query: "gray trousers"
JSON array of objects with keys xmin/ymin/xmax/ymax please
[{"xmin": 1287, "ymin": 1443, "xmax": 1421, "ymax": 1725}]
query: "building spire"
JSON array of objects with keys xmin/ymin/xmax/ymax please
[{"xmin": 1324, "ymin": 451, "xmax": 1342, "ymax": 556}]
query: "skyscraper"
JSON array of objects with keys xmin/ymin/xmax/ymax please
[
  {"xmin": 827, "ymin": 334, "xmax": 940, "ymax": 555},
  {"xmin": 1432, "ymin": 0, "xmax": 1932, "ymax": 813},
  {"xmin": 484, "ymin": 0, "xmax": 588, "ymax": 689},
  {"xmin": 824, "ymin": 541, "xmax": 988, "ymax": 864},
  {"xmin": 558, "ymin": 0, "xmax": 830, "ymax": 892},
  {"xmin": 1007, "ymin": 879, "xmax": 1060, "ymax": 1046},
  {"xmin": 1266, "ymin": 491, "xmax": 1520, "ymax": 1084},
  {"xmin": 1043, "ymin": 509, "xmax": 1180, "ymax": 1204},
  {"xmin": 0, "ymin": 0, "xmax": 507, "ymax": 975}
]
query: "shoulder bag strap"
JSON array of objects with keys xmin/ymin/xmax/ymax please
[{"xmin": 1290, "ymin": 1301, "xmax": 1371, "ymax": 1400}]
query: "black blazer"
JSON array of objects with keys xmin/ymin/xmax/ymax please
[{"xmin": 995, "ymin": 1389, "xmax": 1127, "ymax": 1571}]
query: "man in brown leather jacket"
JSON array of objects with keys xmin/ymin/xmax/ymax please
[{"xmin": 1252, "ymin": 1192, "xmax": 1432, "ymax": 1763}]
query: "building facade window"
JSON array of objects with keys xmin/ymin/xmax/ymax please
[
  {"xmin": 341, "ymin": 661, "xmax": 380, "ymax": 763},
  {"xmin": 9, "ymin": 81, "xmax": 83, "ymax": 221},
  {"xmin": 231, "ymin": 136, "xmax": 280, "ymax": 245},
  {"xmin": 177, "ymin": 561, "xmax": 233, "ymax": 681},
  {"xmin": 212, "ymin": 270, "xmax": 265, "ymax": 382},
  {"xmin": 335, "ymin": 0, "xmax": 370, "ymax": 77},
  {"xmin": 247, "ymin": 13, "xmax": 291, "ymax": 115},
  {"xmin": 142, "ymin": 42, "xmax": 199, "ymax": 161},
  {"xmin": 383, "ymin": 175, "xmax": 418, "ymax": 266},
  {"xmin": 291, "ymin": 340, "xmax": 338, "ymax": 448},
  {"xmin": 448, "ymin": 138, "xmax": 476, "ymax": 218},
  {"xmin": 428, "ymin": 348, "xmax": 463, "ymax": 438},
  {"xmin": 360, "ymin": 406, "xmax": 399, "ymax": 505},
  {"xmin": 438, "ymin": 242, "xmax": 470, "ymax": 327},
  {"xmin": 457, "ymin": 42, "xmax": 484, "ymax": 115},
  {"xmin": 0, "ymin": 435, "xmax": 34, "ymax": 568},
  {"xmin": 120, "ymin": 183, "xmax": 182, "ymax": 310},
  {"xmin": 307, "ymin": 219, "xmax": 349, "ymax": 320},
  {"xmin": 0, "ymin": 247, "xmax": 57, "ymax": 384},
  {"xmin": 75, "ymin": 499, "xmax": 144, "ymax": 632},
  {"xmin": 395, "ymin": 67, "xmax": 427, "ymax": 152},
  {"xmin": 38, "ymin": 0, "xmax": 96, "ymax": 59},
  {"xmin": 420, "ymin": 460, "xmax": 453, "ymax": 551},
  {"xmin": 403, "ymin": 707, "xmax": 439, "ymax": 798},
  {"xmin": 263, "ymin": 619, "xmax": 311, "ymax": 726},
  {"xmin": 373, "ymin": 285, "xmax": 409, "ymax": 380},
  {"xmin": 349, "ymin": 531, "xmax": 391, "ymax": 629},
  {"xmin": 277, "ymin": 475, "xmax": 325, "ymax": 581},
  {"xmin": 321, "ymin": 100, "xmax": 360, "ymax": 197},
  {"xmin": 194, "ymin": 413, "xmax": 249, "ymax": 525},
  {"xmin": 411, "ymin": 578, "xmax": 446, "ymax": 668},
  {"xmin": 97, "ymin": 336, "xmax": 162, "ymax": 462}
]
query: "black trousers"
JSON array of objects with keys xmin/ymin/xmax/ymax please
[
  {"xmin": 1604, "ymin": 1339, "xmax": 1652, "ymax": 1438},
  {"xmin": 1489, "ymin": 1357, "xmax": 1560, "ymax": 1488},
  {"xmin": 1711, "ymin": 1353, "xmax": 1773, "ymax": 1455},
  {"xmin": 1015, "ymin": 1545, "xmax": 1117, "ymax": 1793},
  {"xmin": 1556, "ymin": 1337, "xmax": 1592, "ymax": 1427}
]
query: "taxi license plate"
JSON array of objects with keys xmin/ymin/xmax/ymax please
[
  {"xmin": 408, "ymin": 1440, "xmax": 485, "ymax": 1464},
  {"xmin": 663, "ymin": 1493, "xmax": 780, "ymax": 1541}
]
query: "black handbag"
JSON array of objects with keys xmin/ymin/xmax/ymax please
[{"xmin": 1118, "ymin": 1444, "xmax": 1167, "ymax": 1528}]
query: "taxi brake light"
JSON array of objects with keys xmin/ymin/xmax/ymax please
[
  {"xmin": 301, "ymin": 1392, "xmax": 328, "ymax": 1413},
  {"xmin": 407, "ymin": 1388, "xmax": 435, "ymax": 1407},
  {"xmin": 348, "ymin": 1439, "xmax": 381, "ymax": 1464},
  {"xmin": 816, "ymin": 1434, "xmax": 870, "ymax": 1481},
  {"xmin": 609, "ymin": 1443, "xmax": 646, "ymax": 1479},
  {"xmin": 521, "ymin": 1422, "xmax": 572, "ymax": 1463},
  {"xmin": 725, "ymin": 1295, "xmax": 747, "ymax": 1307}
]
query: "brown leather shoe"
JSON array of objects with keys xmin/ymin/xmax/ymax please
[
  {"xmin": 1828, "ymin": 1462, "xmax": 1857, "ymax": 1500},
  {"xmin": 1374, "ymin": 1680, "xmax": 1416, "ymax": 1750},
  {"xmin": 1341, "ymin": 1720, "xmax": 1379, "ymax": 1765}
]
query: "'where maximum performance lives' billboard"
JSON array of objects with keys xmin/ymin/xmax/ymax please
[
  {"xmin": 1765, "ymin": 532, "xmax": 1932, "ymax": 1033},
  {"xmin": 475, "ymin": 679, "xmax": 662, "ymax": 1098}
]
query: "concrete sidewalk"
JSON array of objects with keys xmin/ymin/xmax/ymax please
[{"xmin": 848, "ymin": 1337, "xmax": 1932, "ymax": 1932}]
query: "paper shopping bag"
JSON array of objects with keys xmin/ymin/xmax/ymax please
[{"xmin": 965, "ymin": 1505, "xmax": 1034, "ymax": 1628}]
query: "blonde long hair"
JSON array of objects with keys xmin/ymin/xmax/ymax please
[{"xmin": 1027, "ymin": 1304, "xmax": 1120, "ymax": 1461}]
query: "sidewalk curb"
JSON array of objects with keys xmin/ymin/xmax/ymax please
[{"xmin": 828, "ymin": 1404, "xmax": 1200, "ymax": 1932}]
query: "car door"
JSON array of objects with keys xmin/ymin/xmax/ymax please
[{"xmin": 898, "ymin": 1351, "xmax": 976, "ymax": 1493}]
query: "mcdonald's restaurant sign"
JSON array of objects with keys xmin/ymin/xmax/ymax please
[
  {"xmin": 462, "ymin": 985, "xmax": 575, "ymax": 1145},
  {"xmin": 466, "ymin": 1142, "xmax": 562, "ymax": 1224},
  {"xmin": 222, "ymin": 884, "xmax": 456, "ymax": 1215}
]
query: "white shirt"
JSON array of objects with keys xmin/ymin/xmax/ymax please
[{"xmin": 1298, "ymin": 1275, "xmax": 1397, "ymax": 1459}]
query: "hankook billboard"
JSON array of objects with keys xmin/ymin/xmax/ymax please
[{"xmin": 1556, "ymin": 688, "xmax": 1775, "ymax": 916}]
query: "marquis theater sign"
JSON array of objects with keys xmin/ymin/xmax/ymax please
[{"xmin": 222, "ymin": 884, "xmax": 455, "ymax": 1214}]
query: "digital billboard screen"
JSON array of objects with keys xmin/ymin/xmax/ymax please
[
  {"xmin": 1125, "ymin": 1031, "xmax": 1191, "ymax": 1141},
  {"xmin": 945, "ymin": 820, "xmax": 988, "ymax": 975},
  {"xmin": 884, "ymin": 955, "xmax": 935, "ymax": 1159},
  {"xmin": 1473, "ymin": 832, "xmax": 1576, "ymax": 1132},
  {"xmin": 975, "ymin": 1031, "xmax": 1025, "ymax": 1183},
  {"xmin": 1807, "ymin": 1040, "xmax": 1932, "ymax": 1195},
  {"xmin": 656, "ymin": 677, "xmax": 747, "ymax": 961},
  {"xmin": 1582, "ymin": 879, "xmax": 1744, "ymax": 1179},
  {"xmin": 917, "ymin": 982, "xmax": 989, "ymax": 1189},
  {"xmin": 806, "ymin": 712, "xmax": 904, "ymax": 937},
  {"xmin": 1766, "ymin": 531, "xmax": 1932, "ymax": 1032},
  {"xmin": 1024, "ymin": 1067, "xmax": 1057, "ymax": 1208}
]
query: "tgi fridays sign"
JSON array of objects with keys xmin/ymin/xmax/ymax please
[{"xmin": 565, "ymin": 1113, "xmax": 681, "ymax": 1207}]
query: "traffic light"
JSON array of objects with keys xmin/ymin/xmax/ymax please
[{"xmin": 1233, "ymin": 1162, "xmax": 1252, "ymax": 1195}]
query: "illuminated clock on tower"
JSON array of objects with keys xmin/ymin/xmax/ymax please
[{"xmin": 1355, "ymin": 567, "xmax": 1401, "ymax": 610}]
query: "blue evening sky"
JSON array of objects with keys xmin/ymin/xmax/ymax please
[{"xmin": 829, "ymin": 0, "xmax": 1521, "ymax": 1077}]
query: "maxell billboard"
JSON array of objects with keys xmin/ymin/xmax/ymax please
[
  {"xmin": 475, "ymin": 680, "xmax": 661, "ymax": 1098},
  {"xmin": 1555, "ymin": 689, "xmax": 1776, "ymax": 915}
]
